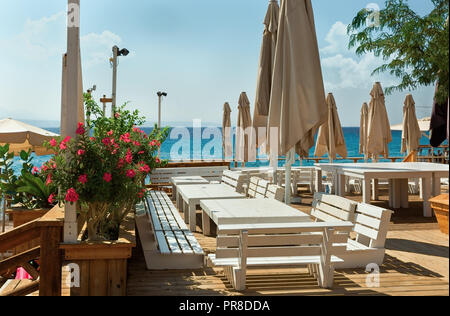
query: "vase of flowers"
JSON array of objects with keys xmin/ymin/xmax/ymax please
[{"xmin": 42, "ymin": 95, "xmax": 169, "ymax": 241}]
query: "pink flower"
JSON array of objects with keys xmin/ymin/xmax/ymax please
[
  {"xmin": 102, "ymin": 137, "xmax": 111, "ymax": 146},
  {"xmin": 107, "ymin": 130, "xmax": 114, "ymax": 136},
  {"xmin": 41, "ymin": 164, "xmax": 48, "ymax": 172},
  {"xmin": 78, "ymin": 174, "xmax": 88, "ymax": 184},
  {"xmin": 60, "ymin": 136, "xmax": 71, "ymax": 150},
  {"xmin": 156, "ymin": 157, "xmax": 161, "ymax": 164},
  {"xmin": 90, "ymin": 137, "xmax": 96, "ymax": 141},
  {"xmin": 138, "ymin": 151, "xmax": 144, "ymax": 155},
  {"xmin": 65, "ymin": 188, "xmax": 79, "ymax": 203},
  {"xmin": 76, "ymin": 122, "xmax": 85, "ymax": 135},
  {"xmin": 77, "ymin": 149, "xmax": 86, "ymax": 156},
  {"xmin": 115, "ymin": 112, "xmax": 120, "ymax": 119},
  {"xmin": 32, "ymin": 166, "xmax": 40, "ymax": 174},
  {"xmin": 103, "ymin": 173, "xmax": 112, "ymax": 183},
  {"xmin": 46, "ymin": 174, "xmax": 52, "ymax": 186},
  {"xmin": 139, "ymin": 164, "xmax": 151, "ymax": 174},
  {"xmin": 120, "ymin": 133, "xmax": 131, "ymax": 143},
  {"xmin": 49, "ymin": 138, "xmax": 57, "ymax": 147},
  {"xmin": 133, "ymin": 141, "xmax": 141, "ymax": 147},
  {"xmin": 117, "ymin": 158, "xmax": 125, "ymax": 168},
  {"xmin": 48, "ymin": 194, "xmax": 55, "ymax": 204},
  {"xmin": 125, "ymin": 148, "xmax": 133, "ymax": 164},
  {"xmin": 126, "ymin": 169, "xmax": 136, "ymax": 179}
]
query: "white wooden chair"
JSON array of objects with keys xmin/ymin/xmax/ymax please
[
  {"xmin": 135, "ymin": 191, "xmax": 204, "ymax": 270},
  {"xmin": 311, "ymin": 193, "xmax": 393, "ymax": 269},
  {"xmin": 220, "ymin": 170, "xmax": 247, "ymax": 194},
  {"xmin": 207, "ymin": 221, "xmax": 354, "ymax": 291},
  {"xmin": 245, "ymin": 177, "xmax": 285, "ymax": 202},
  {"xmin": 149, "ymin": 166, "xmax": 228, "ymax": 191}
]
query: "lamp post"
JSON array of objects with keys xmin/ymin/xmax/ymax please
[
  {"xmin": 111, "ymin": 46, "xmax": 129, "ymax": 117},
  {"xmin": 157, "ymin": 91, "xmax": 167, "ymax": 157}
]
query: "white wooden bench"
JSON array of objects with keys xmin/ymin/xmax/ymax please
[
  {"xmin": 246, "ymin": 177, "xmax": 285, "ymax": 201},
  {"xmin": 149, "ymin": 166, "xmax": 229, "ymax": 192},
  {"xmin": 311, "ymin": 192, "xmax": 393, "ymax": 269},
  {"xmin": 207, "ymin": 221, "xmax": 354, "ymax": 291},
  {"xmin": 135, "ymin": 191, "xmax": 204, "ymax": 270},
  {"xmin": 209, "ymin": 170, "xmax": 248, "ymax": 194}
]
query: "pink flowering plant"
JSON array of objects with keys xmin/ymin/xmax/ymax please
[{"xmin": 42, "ymin": 94, "xmax": 169, "ymax": 241}]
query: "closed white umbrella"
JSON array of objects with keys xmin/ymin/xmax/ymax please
[
  {"xmin": 236, "ymin": 92, "xmax": 253, "ymax": 165},
  {"xmin": 360, "ymin": 102, "xmax": 369, "ymax": 161},
  {"xmin": 367, "ymin": 82, "xmax": 392, "ymax": 160},
  {"xmin": 314, "ymin": 93, "xmax": 348, "ymax": 161},
  {"xmin": 222, "ymin": 102, "xmax": 233, "ymax": 159},
  {"xmin": 252, "ymin": 0, "xmax": 280, "ymax": 150},
  {"xmin": 0, "ymin": 118, "xmax": 59, "ymax": 156},
  {"xmin": 401, "ymin": 94, "xmax": 422, "ymax": 154},
  {"xmin": 267, "ymin": 0, "xmax": 327, "ymax": 203}
]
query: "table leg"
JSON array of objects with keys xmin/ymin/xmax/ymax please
[
  {"xmin": 188, "ymin": 201, "xmax": 197, "ymax": 232},
  {"xmin": 176, "ymin": 192, "xmax": 181, "ymax": 212},
  {"xmin": 372, "ymin": 179, "xmax": 379, "ymax": 201},
  {"xmin": 184, "ymin": 200, "xmax": 189, "ymax": 224},
  {"xmin": 422, "ymin": 176, "xmax": 432, "ymax": 217},
  {"xmin": 337, "ymin": 175, "xmax": 346, "ymax": 197},
  {"xmin": 172, "ymin": 185, "xmax": 177, "ymax": 201},
  {"xmin": 432, "ymin": 176, "xmax": 442, "ymax": 197},
  {"xmin": 388, "ymin": 180, "xmax": 393, "ymax": 208},
  {"xmin": 400, "ymin": 179, "xmax": 409, "ymax": 209},
  {"xmin": 391, "ymin": 179, "xmax": 401, "ymax": 209},
  {"xmin": 363, "ymin": 178, "xmax": 371, "ymax": 204},
  {"xmin": 315, "ymin": 169, "xmax": 322, "ymax": 193},
  {"xmin": 330, "ymin": 172, "xmax": 337, "ymax": 194},
  {"xmin": 419, "ymin": 178, "xmax": 424, "ymax": 200},
  {"xmin": 202, "ymin": 211, "xmax": 211, "ymax": 236}
]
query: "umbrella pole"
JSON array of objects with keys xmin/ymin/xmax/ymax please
[{"xmin": 284, "ymin": 148, "xmax": 295, "ymax": 204}]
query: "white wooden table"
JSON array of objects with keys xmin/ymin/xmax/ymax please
[
  {"xmin": 177, "ymin": 184, "xmax": 246, "ymax": 232},
  {"xmin": 171, "ymin": 176, "xmax": 209, "ymax": 205},
  {"xmin": 200, "ymin": 198, "xmax": 311, "ymax": 236},
  {"xmin": 315, "ymin": 162, "xmax": 449, "ymax": 217}
]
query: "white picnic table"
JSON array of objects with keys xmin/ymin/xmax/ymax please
[
  {"xmin": 170, "ymin": 176, "xmax": 209, "ymax": 204},
  {"xmin": 315, "ymin": 162, "xmax": 449, "ymax": 217},
  {"xmin": 200, "ymin": 198, "xmax": 311, "ymax": 236},
  {"xmin": 177, "ymin": 184, "xmax": 246, "ymax": 232}
]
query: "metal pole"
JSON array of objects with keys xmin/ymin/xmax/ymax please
[
  {"xmin": 158, "ymin": 94, "xmax": 161, "ymax": 157},
  {"xmin": 111, "ymin": 46, "xmax": 118, "ymax": 117},
  {"xmin": 64, "ymin": 0, "xmax": 81, "ymax": 243}
]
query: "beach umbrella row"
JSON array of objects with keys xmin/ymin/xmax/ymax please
[
  {"xmin": 236, "ymin": 92, "xmax": 253, "ymax": 165},
  {"xmin": 314, "ymin": 93, "xmax": 348, "ymax": 162}
]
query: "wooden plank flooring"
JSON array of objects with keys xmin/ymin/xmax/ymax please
[{"xmin": 127, "ymin": 191, "xmax": 449, "ymax": 296}]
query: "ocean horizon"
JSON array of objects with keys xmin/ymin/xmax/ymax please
[{"xmin": 6, "ymin": 126, "xmax": 442, "ymax": 175}]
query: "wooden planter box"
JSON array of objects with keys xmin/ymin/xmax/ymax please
[
  {"xmin": 6, "ymin": 208, "xmax": 51, "ymax": 254},
  {"xmin": 430, "ymin": 194, "xmax": 449, "ymax": 235},
  {"xmin": 6, "ymin": 208, "xmax": 51, "ymax": 228},
  {"xmin": 60, "ymin": 213, "xmax": 136, "ymax": 296}
]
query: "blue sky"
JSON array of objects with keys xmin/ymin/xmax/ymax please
[{"xmin": 0, "ymin": 0, "xmax": 437, "ymax": 127}]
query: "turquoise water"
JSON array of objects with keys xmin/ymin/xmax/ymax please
[
  {"xmin": 6, "ymin": 127, "xmax": 441, "ymax": 172},
  {"xmin": 0, "ymin": 126, "xmax": 443, "ymax": 217}
]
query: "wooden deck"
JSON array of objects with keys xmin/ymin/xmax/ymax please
[{"xmin": 127, "ymin": 191, "xmax": 449, "ymax": 296}]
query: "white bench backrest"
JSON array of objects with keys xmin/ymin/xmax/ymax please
[
  {"xmin": 265, "ymin": 184, "xmax": 285, "ymax": 201},
  {"xmin": 221, "ymin": 170, "xmax": 247, "ymax": 193},
  {"xmin": 354, "ymin": 203, "xmax": 393, "ymax": 249},
  {"xmin": 247, "ymin": 177, "xmax": 268, "ymax": 199},
  {"xmin": 150, "ymin": 166, "xmax": 228, "ymax": 184},
  {"xmin": 311, "ymin": 192, "xmax": 357, "ymax": 223},
  {"xmin": 215, "ymin": 222, "xmax": 353, "ymax": 263}
]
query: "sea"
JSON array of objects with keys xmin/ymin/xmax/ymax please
[
  {"xmin": 6, "ymin": 127, "xmax": 444, "ymax": 172},
  {"xmin": 0, "ymin": 127, "xmax": 445, "ymax": 218}
]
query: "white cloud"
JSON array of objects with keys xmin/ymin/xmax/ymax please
[
  {"xmin": 320, "ymin": 21, "xmax": 398, "ymax": 91},
  {"xmin": 81, "ymin": 31, "xmax": 123, "ymax": 67},
  {"xmin": 320, "ymin": 21, "xmax": 352, "ymax": 55}
]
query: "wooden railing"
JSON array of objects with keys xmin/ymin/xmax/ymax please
[{"xmin": 0, "ymin": 206, "xmax": 64, "ymax": 296}]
